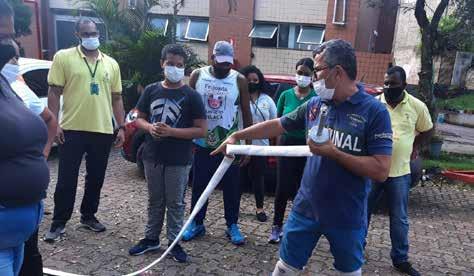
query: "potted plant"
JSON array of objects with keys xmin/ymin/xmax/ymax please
[{"xmin": 429, "ymin": 135, "xmax": 444, "ymax": 158}]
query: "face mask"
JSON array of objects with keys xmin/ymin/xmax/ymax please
[
  {"xmin": 295, "ymin": 75, "xmax": 311, "ymax": 88},
  {"xmin": 383, "ymin": 87, "xmax": 404, "ymax": 103},
  {"xmin": 213, "ymin": 65, "xmax": 231, "ymax": 79},
  {"xmin": 313, "ymin": 79, "xmax": 335, "ymax": 101},
  {"xmin": 248, "ymin": 82, "xmax": 259, "ymax": 94},
  {"xmin": 164, "ymin": 66, "xmax": 185, "ymax": 83},
  {"xmin": 1, "ymin": 63, "xmax": 19, "ymax": 83},
  {"xmin": 81, "ymin": 37, "xmax": 100, "ymax": 51}
]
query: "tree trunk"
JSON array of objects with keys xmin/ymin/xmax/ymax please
[{"xmin": 418, "ymin": 28, "xmax": 438, "ymax": 124}]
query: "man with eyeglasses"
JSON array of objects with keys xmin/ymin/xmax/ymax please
[
  {"xmin": 212, "ymin": 39, "xmax": 393, "ymax": 275},
  {"xmin": 44, "ymin": 18, "xmax": 126, "ymax": 242}
]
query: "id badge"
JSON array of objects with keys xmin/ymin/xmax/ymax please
[{"xmin": 90, "ymin": 82, "xmax": 99, "ymax": 95}]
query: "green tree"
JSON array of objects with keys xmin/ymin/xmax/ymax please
[{"xmin": 8, "ymin": 0, "xmax": 32, "ymax": 37}]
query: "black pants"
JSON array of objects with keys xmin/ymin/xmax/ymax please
[
  {"xmin": 52, "ymin": 131, "xmax": 113, "ymax": 227},
  {"xmin": 191, "ymin": 146, "xmax": 241, "ymax": 226},
  {"xmin": 19, "ymin": 230, "xmax": 42, "ymax": 276},
  {"xmin": 273, "ymin": 136, "xmax": 306, "ymax": 227},
  {"xmin": 241, "ymin": 156, "xmax": 266, "ymax": 209}
]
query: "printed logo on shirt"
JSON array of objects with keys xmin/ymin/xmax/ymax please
[
  {"xmin": 328, "ymin": 128, "xmax": 363, "ymax": 153},
  {"xmin": 208, "ymin": 94, "xmax": 225, "ymax": 109},
  {"xmin": 308, "ymin": 105, "xmax": 320, "ymax": 122},
  {"xmin": 374, "ymin": 133, "xmax": 393, "ymax": 140},
  {"xmin": 347, "ymin": 113, "xmax": 366, "ymax": 128},
  {"xmin": 150, "ymin": 97, "xmax": 184, "ymax": 126}
]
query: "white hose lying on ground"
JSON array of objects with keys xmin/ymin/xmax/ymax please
[{"xmin": 43, "ymin": 145, "xmax": 314, "ymax": 276}]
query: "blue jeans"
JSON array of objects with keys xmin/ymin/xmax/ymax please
[
  {"xmin": 0, "ymin": 202, "xmax": 43, "ymax": 276},
  {"xmin": 191, "ymin": 146, "xmax": 241, "ymax": 226},
  {"xmin": 367, "ymin": 174, "xmax": 410, "ymax": 264},
  {"xmin": 280, "ymin": 211, "xmax": 365, "ymax": 273}
]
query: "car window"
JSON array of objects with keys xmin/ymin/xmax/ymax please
[
  {"xmin": 273, "ymin": 83, "xmax": 293, "ymax": 102},
  {"xmin": 23, "ymin": 69, "xmax": 49, "ymax": 98}
]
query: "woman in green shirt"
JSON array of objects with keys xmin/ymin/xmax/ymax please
[{"xmin": 269, "ymin": 58, "xmax": 316, "ymax": 244}]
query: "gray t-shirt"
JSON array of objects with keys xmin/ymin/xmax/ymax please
[{"xmin": 136, "ymin": 82, "xmax": 206, "ymax": 165}]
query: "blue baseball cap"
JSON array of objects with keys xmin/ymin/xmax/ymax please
[{"xmin": 213, "ymin": 41, "xmax": 234, "ymax": 64}]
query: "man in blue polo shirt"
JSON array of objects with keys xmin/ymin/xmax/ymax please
[{"xmin": 212, "ymin": 39, "xmax": 393, "ymax": 275}]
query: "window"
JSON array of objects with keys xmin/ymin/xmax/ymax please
[
  {"xmin": 185, "ymin": 19, "xmax": 209, "ymax": 41},
  {"xmin": 333, "ymin": 0, "xmax": 347, "ymax": 25},
  {"xmin": 297, "ymin": 27, "xmax": 324, "ymax": 45},
  {"xmin": 150, "ymin": 18, "xmax": 169, "ymax": 34},
  {"xmin": 249, "ymin": 24, "xmax": 278, "ymax": 39},
  {"xmin": 54, "ymin": 15, "xmax": 107, "ymax": 51},
  {"xmin": 251, "ymin": 22, "xmax": 324, "ymax": 50}
]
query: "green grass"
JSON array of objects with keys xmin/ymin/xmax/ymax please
[
  {"xmin": 423, "ymin": 153, "xmax": 474, "ymax": 170},
  {"xmin": 437, "ymin": 93, "xmax": 474, "ymax": 111}
]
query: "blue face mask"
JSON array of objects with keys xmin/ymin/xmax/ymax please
[{"xmin": 81, "ymin": 37, "xmax": 100, "ymax": 50}]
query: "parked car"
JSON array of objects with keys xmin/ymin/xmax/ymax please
[
  {"xmin": 17, "ymin": 57, "xmax": 53, "ymax": 110},
  {"xmin": 121, "ymin": 74, "xmax": 383, "ymax": 192}
]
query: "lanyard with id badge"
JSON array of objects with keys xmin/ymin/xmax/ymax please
[{"xmin": 83, "ymin": 57, "xmax": 100, "ymax": 95}]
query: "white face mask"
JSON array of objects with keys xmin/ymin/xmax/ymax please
[
  {"xmin": 1, "ymin": 63, "xmax": 20, "ymax": 84},
  {"xmin": 295, "ymin": 74, "xmax": 311, "ymax": 88},
  {"xmin": 164, "ymin": 66, "xmax": 185, "ymax": 83},
  {"xmin": 313, "ymin": 79, "xmax": 335, "ymax": 100},
  {"xmin": 81, "ymin": 37, "xmax": 100, "ymax": 51}
]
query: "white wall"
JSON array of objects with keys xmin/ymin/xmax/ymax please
[
  {"xmin": 392, "ymin": 0, "xmax": 441, "ymax": 84},
  {"xmin": 149, "ymin": 0, "xmax": 209, "ymax": 17},
  {"xmin": 254, "ymin": 0, "xmax": 327, "ymax": 25},
  {"xmin": 251, "ymin": 47, "xmax": 313, "ymax": 75}
]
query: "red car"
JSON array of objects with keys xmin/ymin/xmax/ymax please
[{"xmin": 121, "ymin": 75, "xmax": 383, "ymax": 183}]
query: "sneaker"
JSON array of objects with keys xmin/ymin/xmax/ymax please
[
  {"xmin": 225, "ymin": 224, "xmax": 245, "ymax": 245},
  {"xmin": 182, "ymin": 221, "xmax": 206, "ymax": 241},
  {"xmin": 169, "ymin": 242, "xmax": 188, "ymax": 263},
  {"xmin": 256, "ymin": 211, "xmax": 268, "ymax": 222},
  {"xmin": 80, "ymin": 217, "xmax": 106, "ymax": 232},
  {"xmin": 128, "ymin": 239, "xmax": 160, "ymax": 256},
  {"xmin": 394, "ymin": 262, "xmax": 421, "ymax": 276},
  {"xmin": 44, "ymin": 224, "xmax": 66, "ymax": 243},
  {"xmin": 268, "ymin": 225, "xmax": 283, "ymax": 244}
]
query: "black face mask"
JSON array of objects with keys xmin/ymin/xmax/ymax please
[
  {"xmin": 248, "ymin": 83, "xmax": 260, "ymax": 94},
  {"xmin": 213, "ymin": 65, "xmax": 231, "ymax": 79},
  {"xmin": 384, "ymin": 87, "xmax": 404, "ymax": 103}
]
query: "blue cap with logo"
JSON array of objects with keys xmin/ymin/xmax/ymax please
[{"xmin": 213, "ymin": 41, "xmax": 234, "ymax": 64}]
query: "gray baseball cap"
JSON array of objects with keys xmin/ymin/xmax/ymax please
[{"xmin": 213, "ymin": 41, "xmax": 234, "ymax": 64}]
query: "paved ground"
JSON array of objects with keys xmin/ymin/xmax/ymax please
[{"xmin": 39, "ymin": 149, "xmax": 474, "ymax": 276}]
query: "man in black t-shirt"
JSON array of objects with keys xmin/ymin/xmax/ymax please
[{"xmin": 128, "ymin": 44, "xmax": 207, "ymax": 263}]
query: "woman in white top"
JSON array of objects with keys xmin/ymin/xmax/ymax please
[{"xmin": 239, "ymin": 65, "xmax": 277, "ymax": 222}]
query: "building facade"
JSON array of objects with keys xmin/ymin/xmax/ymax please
[{"xmin": 20, "ymin": 0, "xmax": 397, "ymax": 85}]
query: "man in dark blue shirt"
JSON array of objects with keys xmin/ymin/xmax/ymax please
[{"xmin": 212, "ymin": 39, "xmax": 393, "ymax": 275}]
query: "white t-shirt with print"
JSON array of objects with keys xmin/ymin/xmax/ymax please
[{"xmin": 249, "ymin": 93, "xmax": 277, "ymax": 146}]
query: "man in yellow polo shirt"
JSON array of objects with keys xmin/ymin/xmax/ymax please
[
  {"xmin": 367, "ymin": 66, "xmax": 432, "ymax": 276},
  {"xmin": 44, "ymin": 18, "xmax": 125, "ymax": 242}
]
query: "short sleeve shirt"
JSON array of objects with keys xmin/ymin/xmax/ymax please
[
  {"xmin": 379, "ymin": 91, "xmax": 433, "ymax": 177},
  {"xmin": 250, "ymin": 93, "xmax": 277, "ymax": 146},
  {"xmin": 48, "ymin": 46, "xmax": 122, "ymax": 134},
  {"xmin": 276, "ymin": 88, "xmax": 316, "ymax": 140},
  {"xmin": 136, "ymin": 82, "xmax": 206, "ymax": 165},
  {"xmin": 280, "ymin": 85, "xmax": 393, "ymax": 229}
]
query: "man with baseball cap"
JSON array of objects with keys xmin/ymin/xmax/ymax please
[{"xmin": 182, "ymin": 41, "xmax": 253, "ymax": 245}]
